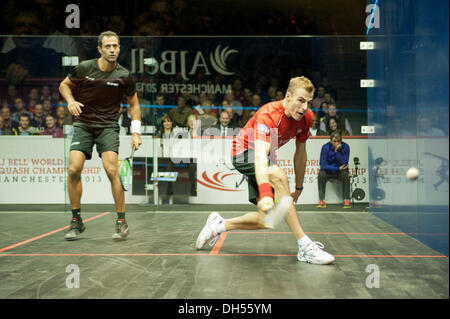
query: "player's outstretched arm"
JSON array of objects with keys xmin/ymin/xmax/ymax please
[{"xmin": 292, "ymin": 140, "xmax": 307, "ymax": 203}]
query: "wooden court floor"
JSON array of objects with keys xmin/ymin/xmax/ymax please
[{"xmin": 0, "ymin": 208, "xmax": 448, "ymax": 299}]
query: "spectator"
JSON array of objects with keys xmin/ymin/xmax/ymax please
[
  {"xmin": 0, "ymin": 9, "xmax": 62, "ymax": 85},
  {"xmin": 28, "ymin": 88, "xmax": 40, "ymax": 112},
  {"xmin": 198, "ymin": 99, "xmax": 218, "ymax": 132},
  {"xmin": 42, "ymin": 98, "xmax": 54, "ymax": 117},
  {"xmin": 17, "ymin": 113, "xmax": 39, "ymax": 135},
  {"xmin": 312, "ymin": 85, "xmax": 326, "ymax": 109},
  {"xmin": 267, "ymin": 85, "xmax": 277, "ymax": 102},
  {"xmin": 241, "ymin": 93, "xmax": 262, "ymax": 126},
  {"xmin": 320, "ymin": 103, "xmax": 352, "ymax": 135},
  {"xmin": 232, "ymin": 79, "xmax": 246, "ymax": 106},
  {"xmin": 223, "ymin": 104, "xmax": 241, "ymax": 128},
  {"xmin": 317, "ymin": 101, "xmax": 328, "ymax": 121},
  {"xmin": 4, "ymin": 85, "xmax": 18, "ymax": 109},
  {"xmin": 55, "ymin": 105, "xmax": 65, "ymax": 129},
  {"xmin": 11, "ymin": 97, "xmax": 33, "ymax": 123},
  {"xmin": 317, "ymin": 132, "xmax": 351, "ymax": 209},
  {"xmin": 193, "ymin": 92, "xmax": 218, "ymax": 116},
  {"xmin": 1, "ymin": 106, "xmax": 19, "ymax": 132},
  {"xmin": 40, "ymin": 85, "xmax": 52, "ymax": 102},
  {"xmin": 204, "ymin": 111, "xmax": 236, "ymax": 137},
  {"xmin": 321, "ymin": 76, "xmax": 337, "ymax": 101},
  {"xmin": 150, "ymin": 93, "xmax": 169, "ymax": 127},
  {"xmin": 169, "ymin": 95, "xmax": 194, "ymax": 127},
  {"xmin": 0, "ymin": 115, "xmax": 14, "ymax": 135},
  {"xmin": 186, "ymin": 113, "xmax": 201, "ymax": 138},
  {"xmin": 325, "ymin": 117, "xmax": 350, "ymax": 136},
  {"xmin": 275, "ymin": 89, "xmax": 284, "ymax": 101},
  {"xmin": 40, "ymin": 114, "xmax": 63, "ymax": 138},
  {"xmin": 242, "ymin": 88, "xmax": 253, "ymax": 106},
  {"xmin": 35, "ymin": 0, "xmax": 78, "ymax": 56},
  {"xmin": 50, "ymin": 83, "xmax": 60, "ymax": 102},
  {"xmin": 309, "ymin": 113, "xmax": 328, "ymax": 136},
  {"xmin": 156, "ymin": 114, "xmax": 175, "ymax": 138},
  {"xmin": 223, "ymin": 88, "xmax": 243, "ymax": 117},
  {"xmin": 30, "ymin": 103, "xmax": 46, "ymax": 132},
  {"xmin": 324, "ymin": 92, "xmax": 335, "ymax": 105}
]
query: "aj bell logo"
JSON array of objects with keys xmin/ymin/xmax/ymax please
[{"xmin": 131, "ymin": 45, "xmax": 238, "ymax": 80}]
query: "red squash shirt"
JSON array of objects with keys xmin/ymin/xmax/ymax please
[{"xmin": 231, "ymin": 99, "xmax": 314, "ymax": 157}]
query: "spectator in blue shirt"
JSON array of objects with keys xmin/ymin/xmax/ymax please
[{"xmin": 317, "ymin": 132, "xmax": 351, "ymax": 208}]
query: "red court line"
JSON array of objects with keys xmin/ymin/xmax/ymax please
[
  {"xmin": 0, "ymin": 253, "xmax": 446, "ymax": 258},
  {"xmin": 0, "ymin": 212, "xmax": 112, "ymax": 253},
  {"xmin": 210, "ymin": 232, "xmax": 228, "ymax": 255}
]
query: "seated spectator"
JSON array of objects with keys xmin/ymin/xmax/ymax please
[
  {"xmin": 1, "ymin": 106, "xmax": 19, "ymax": 132},
  {"xmin": 317, "ymin": 101, "xmax": 328, "ymax": 120},
  {"xmin": 156, "ymin": 114, "xmax": 175, "ymax": 138},
  {"xmin": 267, "ymin": 85, "xmax": 277, "ymax": 102},
  {"xmin": 147, "ymin": 93, "xmax": 169, "ymax": 127},
  {"xmin": 320, "ymin": 103, "xmax": 352, "ymax": 135},
  {"xmin": 0, "ymin": 115, "xmax": 14, "ymax": 135},
  {"xmin": 40, "ymin": 85, "xmax": 52, "ymax": 102},
  {"xmin": 326, "ymin": 117, "xmax": 350, "ymax": 136},
  {"xmin": 321, "ymin": 76, "xmax": 337, "ymax": 101},
  {"xmin": 223, "ymin": 105, "xmax": 241, "ymax": 128},
  {"xmin": 28, "ymin": 88, "xmax": 40, "ymax": 112},
  {"xmin": 193, "ymin": 93, "xmax": 218, "ymax": 116},
  {"xmin": 42, "ymin": 98, "xmax": 54, "ymax": 117},
  {"xmin": 309, "ymin": 113, "xmax": 328, "ymax": 136},
  {"xmin": 40, "ymin": 115, "xmax": 63, "ymax": 138},
  {"xmin": 11, "ymin": 97, "xmax": 33, "ymax": 123},
  {"xmin": 198, "ymin": 99, "xmax": 218, "ymax": 132},
  {"xmin": 186, "ymin": 113, "xmax": 201, "ymax": 138},
  {"xmin": 317, "ymin": 132, "xmax": 351, "ymax": 209},
  {"xmin": 169, "ymin": 95, "xmax": 194, "ymax": 127},
  {"xmin": 242, "ymin": 88, "xmax": 253, "ymax": 106},
  {"xmin": 30, "ymin": 103, "xmax": 46, "ymax": 133},
  {"xmin": 0, "ymin": 9, "xmax": 62, "ymax": 86},
  {"xmin": 204, "ymin": 111, "xmax": 236, "ymax": 137},
  {"xmin": 55, "ymin": 105, "xmax": 65, "ymax": 129},
  {"xmin": 223, "ymin": 88, "xmax": 243, "ymax": 117},
  {"xmin": 312, "ymin": 85, "xmax": 326, "ymax": 110},
  {"xmin": 232, "ymin": 79, "xmax": 247, "ymax": 106},
  {"xmin": 324, "ymin": 92, "xmax": 335, "ymax": 105},
  {"xmin": 275, "ymin": 89, "xmax": 284, "ymax": 101},
  {"xmin": 17, "ymin": 113, "xmax": 40, "ymax": 135}
]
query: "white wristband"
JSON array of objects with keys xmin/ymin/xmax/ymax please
[{"xmin": 131, "ymin": 120, "xmax": 141, "ymax": 134}]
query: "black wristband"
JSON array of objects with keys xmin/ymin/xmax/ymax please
[{"xmin": 296, "ymin": 186, "xmax": 303, "ymax": 191}]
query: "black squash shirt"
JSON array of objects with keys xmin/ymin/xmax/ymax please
[{"xmin": 68, "ymin": 58, "xmax": 136, "ymax": 127}]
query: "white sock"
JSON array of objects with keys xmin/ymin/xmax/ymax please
[{"xmin": 298, "ymin": 235, "xmax": 312, "ymax": 248}]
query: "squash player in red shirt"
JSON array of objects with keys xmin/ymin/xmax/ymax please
[{"xmin": 195, "ymin": 76, "xmax": 334, "ymax": 264}]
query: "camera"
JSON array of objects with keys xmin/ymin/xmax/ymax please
[{"xmin": 353, "ymin": 157, "xmax": 360, "ymax": 166}]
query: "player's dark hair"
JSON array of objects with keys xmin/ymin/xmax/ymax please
[
  {"xmin": 98, "ymin": 31, "xmax": 120, "ymax": 47},
  {"xmin": 330, "ymin": 131, "xmax": 342, "ymax": 141}
]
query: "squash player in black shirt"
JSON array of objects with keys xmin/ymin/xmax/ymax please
[{"xmin": 59, "ymin": 31, "xmax": 142, "ymax": 241}]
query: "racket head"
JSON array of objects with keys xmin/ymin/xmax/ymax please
[{"xmin": 119, "ymin": 157, "xmax": 132, "ymax": 191}]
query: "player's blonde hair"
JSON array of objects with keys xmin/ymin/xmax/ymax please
[{"xmin": 287, "ymin": 76, "xmax": 315, "ymax": 95}]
